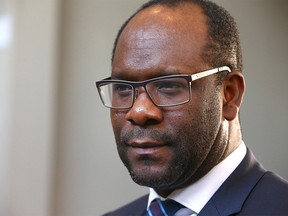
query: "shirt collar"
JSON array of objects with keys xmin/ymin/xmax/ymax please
[{"xmin": 147, "ymin": 141, "xmax": 247, "ymax": 213}]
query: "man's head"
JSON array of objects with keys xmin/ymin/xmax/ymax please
[
  {"xmin": 112, "ymin": 0, "xmax": 242, "ymax": 73},
  {"xmin": 109, "ymin": 0, "xmax": 245, "ymax": 197}
]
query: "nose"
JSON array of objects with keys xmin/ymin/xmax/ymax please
[{"xmin": 125, "ymin": 90, "xmax": 163, "ymax": 126}]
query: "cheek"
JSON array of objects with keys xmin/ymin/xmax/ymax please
[{"xmin": 110, "ymin": 111, "xmax": 126, "ymax": 138}]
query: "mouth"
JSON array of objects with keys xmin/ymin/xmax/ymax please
[
  {"xmin": 128, "ymin": 139, "xmax": 167, "ymax": 155},
  {"xmin": 131, "ymin": 145, "xmax": 165, "ymax": 155}
]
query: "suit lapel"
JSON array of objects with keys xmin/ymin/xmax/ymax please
[{"xmin": 199, "ymin": 148, "xmax": 266, "ymax": 216}]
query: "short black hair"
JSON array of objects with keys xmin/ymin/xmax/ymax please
[{"xmin": 111, "ymin": 0, "xmax": 242, "ymax": 75}]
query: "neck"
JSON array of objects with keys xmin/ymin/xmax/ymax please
[{"xmin": 222, "ymin": 117, "xmax": 242, "ymax": 160}]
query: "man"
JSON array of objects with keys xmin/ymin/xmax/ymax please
[{"xmin": 96, "ymin": 0, "xmax": 288, "ymax": 215}]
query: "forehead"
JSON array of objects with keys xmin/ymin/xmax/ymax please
[{"xmin": 112, "ymin": 3, "xmax": 209, "ymax": 79}]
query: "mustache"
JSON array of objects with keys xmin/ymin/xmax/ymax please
[{"xmin": 120, "ymin": 128, "xmax": 171, "ymax": 144}]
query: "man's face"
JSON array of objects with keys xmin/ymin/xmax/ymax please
[{"xmin": 111, "ymin": 4, "xmax": 228, "ymax": 194}]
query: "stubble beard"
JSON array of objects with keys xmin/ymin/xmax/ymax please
[
  {"xmin": 116, "ymin": 112, "xmax": 221, "ymax": 191},
  {"xmin": 115, "ymin": 88, "xmax": 223, "ymax": 190}
]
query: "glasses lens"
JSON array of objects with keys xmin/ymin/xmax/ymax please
[
  {"xmin": 146, "ymin": 77, "xmax": 190, "ymax": 106},
  {"xmin": 98, "ymin": 82, "xmax": 133, "ymax": 108}
]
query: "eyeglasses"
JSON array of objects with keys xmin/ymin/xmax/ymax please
[{"xmin": 96, "ymin": 66, "xmax": 231, "ymax": 109}]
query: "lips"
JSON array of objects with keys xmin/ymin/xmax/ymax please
[
  {"xmin": 128, "ymin": 139, "xmax": 166, "ymax": 155},
  {"xmin": 132, "ymin": 145, "xmax": 165, "ymax": 155}
]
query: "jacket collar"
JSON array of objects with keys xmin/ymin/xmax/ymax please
[{"xmin": 198, "ymin": 148, "xmax": 266, "ymax": 216}]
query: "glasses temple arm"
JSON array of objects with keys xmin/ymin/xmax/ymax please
[{"xmin": 191, "ymin": 66, "xmax": 231, "ymax": 81}]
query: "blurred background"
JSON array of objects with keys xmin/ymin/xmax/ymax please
[{"xmin": 0, "ymin": 0, "xmax": 287, "ymax": 215}]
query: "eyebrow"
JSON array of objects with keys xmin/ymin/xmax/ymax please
[{"xmin": 111, "ymin": 69, "xmax": 182, "ymax": 81}]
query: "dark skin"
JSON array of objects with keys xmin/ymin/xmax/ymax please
[{"xmin": 111, "ymin": 3, "xmax": 245, "ymax": 197}]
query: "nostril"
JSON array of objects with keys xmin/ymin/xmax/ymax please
[{"xmin": 145, "ymin": 119, "xmax": 161, "ymax": 126}]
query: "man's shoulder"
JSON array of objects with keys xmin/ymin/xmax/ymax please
[
  {"xmin": 262, "ymin": 170, "xmax": 288, "ymax": 186},
  {"xmin": 237, "ymin": 149, "xmax": 288, "ymax": 211},
  {"xmin": 201, "ymin": 149, "xmax": 288, "ymax": 215},
  {"xmin": 239, "ymin": 171, "xmax": 288, "ymax": 214},
  {"xmin": 250, "ymin": 170, "xmax": 288, "ymax": 198},
  {"xmin": 102, "ymin": 194, "xmax": 148, "ymax": 216}
]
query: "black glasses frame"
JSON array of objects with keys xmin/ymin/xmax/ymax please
[{"xmin": 96, "ymin": 66, "xmax": 231, "ymax": 109}]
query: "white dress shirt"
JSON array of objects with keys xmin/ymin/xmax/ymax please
[{"xmin": 147, "ymin": 141, "xmax": 247, "ymax": 215}]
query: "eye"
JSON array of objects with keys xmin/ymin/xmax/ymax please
[
  {"xmin": 113, "ymin": 83, "xmax": 130, "ymax": 91},
  {"xmin": 152, "ymin": 79, "xmax": 188, "ymax": 95},
  {"xmin": 112, "ymin": 83, "xmax": 132, "ymax": 97},
  {"xmin": 158, "ymin": 81, "xmax": 183, "ymax": 89}
]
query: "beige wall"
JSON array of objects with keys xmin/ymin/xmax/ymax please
[
  {"xmin": 0, "ymin": 0, "xmax": 287, "ymax": 216},
  {"xmin": 0, "ymin": 0, "xmax": 59, "ymax": 215}
]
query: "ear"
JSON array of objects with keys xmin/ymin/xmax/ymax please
[{"xmin": 222, "ymin": 72, "xmax": 245, "ymax": 121}]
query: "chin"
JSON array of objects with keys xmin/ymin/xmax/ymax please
[{"xmin": 127, "ymin": 166, "xmax": 186, "ymax": 191}]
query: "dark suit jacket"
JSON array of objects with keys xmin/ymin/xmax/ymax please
[{"xmin": 103, "ymin": 148, "xmax": 288, "ymax": 216}]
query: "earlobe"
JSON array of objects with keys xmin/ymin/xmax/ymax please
[{"xmin": 223, "ymin": 72, "xmax": 245, "ymax": 121}]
